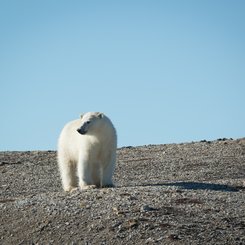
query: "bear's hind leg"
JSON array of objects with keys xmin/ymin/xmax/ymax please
[{"xmin": 77, "ymin": 159, "xmax": 96, "ymax": 190}]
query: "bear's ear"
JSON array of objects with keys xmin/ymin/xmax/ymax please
[
  {"xmin": 96, "ymin": 112, "xmax": 104, "ymax": 119},
  {"xmin": 80, "ymin": 114, "xmax": 84, "ymax": 119}
]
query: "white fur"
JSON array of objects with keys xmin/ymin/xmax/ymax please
[{"xmin": 57, "ymin": 112, "xmax": 117, "ymax": 192}]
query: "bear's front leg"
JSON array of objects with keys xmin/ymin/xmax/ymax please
[
  {"xmin": 101, "ymin": 161, "xmax": 115, "ymax": 188},
  {"xmin": 59, "ymin": 161, "xmax": 77, "ymax": 192}
]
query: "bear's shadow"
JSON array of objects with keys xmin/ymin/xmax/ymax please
[{"xmin": 141, "ymin": 181, "xmax": 243, "ymax": 192}]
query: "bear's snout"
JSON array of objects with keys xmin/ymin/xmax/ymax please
[{"xmin": 77, "ymin": 127, "xmax": 87, "ymax": 135}]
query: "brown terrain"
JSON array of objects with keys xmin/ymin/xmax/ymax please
[{"xmin": 0, "ymin": 138, "xmax": 245, "ymax": 244}]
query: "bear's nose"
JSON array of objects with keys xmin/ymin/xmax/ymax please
[{"xmin": 77, "ymin": 128, "xmax": 86, "ymax": 135}]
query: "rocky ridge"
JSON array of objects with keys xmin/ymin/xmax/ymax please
[{"xmin": 0, "ymin": 138, "xmax": 245, "ymax": 244}]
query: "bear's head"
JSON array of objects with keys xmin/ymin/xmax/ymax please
[{"xmin": 77, "ymin": 112, "xmax": 104, "ymax": 135}]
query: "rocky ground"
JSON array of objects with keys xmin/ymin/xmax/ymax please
[{"xmin": 0, "ymin": 138, "xmax": 245, "ymax": 244}]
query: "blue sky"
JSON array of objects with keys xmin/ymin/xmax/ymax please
[{"xmin": 0, "ymin": 0, "xmax": 245, "ymax": 150}]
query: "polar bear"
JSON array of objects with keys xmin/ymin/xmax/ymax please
[{"xmin": 57, "ymin": 112, "xmax": 117, "ymax": 192}]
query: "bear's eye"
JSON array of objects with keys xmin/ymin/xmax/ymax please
[{"xmin": 86, "ymin": 121, "xmax": 91, "ymax": 124}]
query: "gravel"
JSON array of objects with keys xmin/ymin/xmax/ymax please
[{"xmin": 0, "ymin": 138, "xmax": 245, "ymax": 244}]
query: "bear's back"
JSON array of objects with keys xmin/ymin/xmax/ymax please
[{"xmin": 58, "ymin": 119, "xmax": 83, "ymax": 162}]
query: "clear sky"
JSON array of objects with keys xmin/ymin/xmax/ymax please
[{"xmin": 0, "ymin": 0, "xmax": 245, "ymax": 151}]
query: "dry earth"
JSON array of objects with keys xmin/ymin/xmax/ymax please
[{"xmin": 0, "ymin": 138, "xmax": 245, "ymax": 244}]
